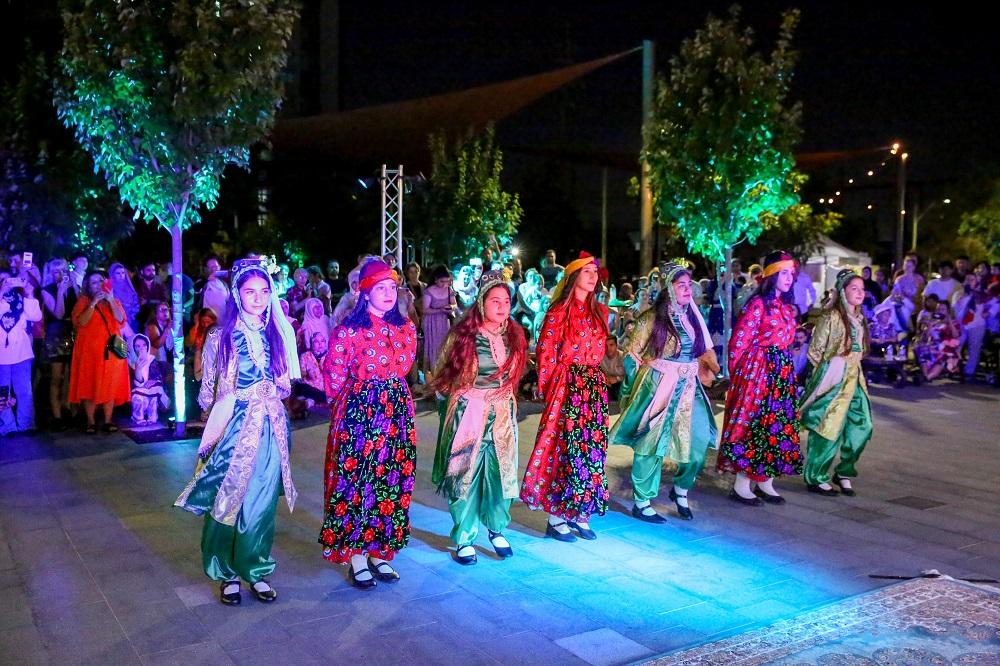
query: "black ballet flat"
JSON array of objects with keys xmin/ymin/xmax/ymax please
[
  {"xmin": 669, "ymin": 487, "xmax": 694, "ymax": 520},
  {"xmin": 348, "ymin": 566, "xmax": 377, "ymax": 590},
  {"xmin": 806, "ymin": 484, "xmax": 840, "ymax": 497},
  {"xmin": 488, "ymin": 530, "xmax": 514, "ymax": 559},
  {"xmin": 452, "ymin": 546, "xmax": 478, "ymax": 565},
  {"xmin": 369, "ymin": 558, "xmax": 400, "ymax": 582},
  {"xmin": 250, "ymin": 579, "xmax": 277, "ymax": 602},
  {"xmin": 832, "ymin": 475, "xmax": 856, "ymax": 496},
  {"xmin": 632, "ymin": 503, "xmax": 669, "ymax": 523},
  {"xmin": 753, "ymin": 488, "xmax": 787, "ymax": 505},
  {"xmin": 566, "ymin": 520, "xmax": 596, "ymax": 541},
  {"xmin": 219, "ymin": 580, "xmax": 241, "ymax": 606},
  {"xmin": 545, "ymin": 522, "xmax": 578, "ymax": 543},
  {"xmin": 728, "ymin": 490, "xmax": 763, "ymax": 506}
]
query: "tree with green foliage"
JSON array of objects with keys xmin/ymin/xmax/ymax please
[
  {"xmin": 1, "ymin": 44, "xmax": 131, "ymax": 260},
  {"xmin": 55, "ymin": 0, "xmax": 299, "ymax": 433},
  {"xmin": 643, "ymin": 6, "xmax": 802, "ymax": 368},
  {"xmin": 419, "ymin": 125, "xmax": 523, "ymax": 265},
  {"xmin": 959, "ymin": 179, "xmax": 1000, "ymax": 262}
]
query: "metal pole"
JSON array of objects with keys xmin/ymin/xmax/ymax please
[
  {"xmin": 910, "ymin": 196, "xmax": 920, "ymax": 252},
  {"xmin": 380, "ymin": 164, "xmax": 388, "ymax": 256},
  {"xmin": 640, "ymin": 39, "xmax": 655, "ymax": 276},
  {"xmin": 601, "ymin": 167, "xmax": 608, "ymax": 265},
  {"xmin": 895, "ymin": 151, "xmax": 907, "ymax": 270},
  {"xmin": 397, "ymin": 164, "xmax": 404, "ymax": 270}
]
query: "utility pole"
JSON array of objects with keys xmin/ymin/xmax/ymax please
[
  {"xmin": 601, "ymin": 167, "xmax": 608, "ymax": 265},
  {"xmin": 639, "ymin": 39, "xmax": 655, "ymax": 275},
  {"xmin": 895, "ymin": 149, "xmax": 908, "ymax": 271}
]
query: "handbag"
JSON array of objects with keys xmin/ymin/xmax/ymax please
[{"xmin": 96, "ymin": 304, "xmax": 129, "ymax": 360}]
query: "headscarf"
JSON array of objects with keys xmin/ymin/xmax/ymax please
[
  {"xmin": 299, "ymin": 297, "xmax": 330, "ymax": 347},
  {"xmin": 358, "ymin": 259, "xmax": 397, "ymax": 293},
  {"xmin": 660, "ymin": 262, "xmax": 712, "ymax": 347},
  {"xmin": 477, "ymin": 269, "xmax": 514, "ymax": 318},
  {"xmin": 109, "ymin": 262, "xmax": 140, "ymax": 316},
  {"xmin": 762, "ymin": 252, "xmax": 797, "ymax": 279},
  {"xmin": 230, "ymin": 257, "xmax": 300, "ymax": 379},
  {"xmin": 130, "ymin": 333, "xmax": 154, "ymax": 383},
  {"xmin": 550, "ymin": 251, "xmax": 599, "ymax": 303}
]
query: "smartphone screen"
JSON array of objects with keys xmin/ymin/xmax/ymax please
[{"xmin": 22, "ymin": 252, "xmax": 33, "ymax": 270}]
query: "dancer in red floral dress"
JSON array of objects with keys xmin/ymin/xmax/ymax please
[
  {"xmin": 717, "ymin": 251, "xmax": 803, "ymax": 506},
  {"xmin": 520, "ymin": 252, "xmax": 610, "ymax": 541},
  {"xmin": 319, "ymin": 259, "xmax": 417, "ymax": 589}
]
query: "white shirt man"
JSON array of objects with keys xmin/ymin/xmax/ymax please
[{"xmin": 923, "ymin": 263, "xmax": 963, "ymax": 306}]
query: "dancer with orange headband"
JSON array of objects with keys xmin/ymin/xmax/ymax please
[
  {"xmin": 318, "ymin": 259, "xmax": 418, "ymax": 589},
  {"xmin": 520, "ymin": 252, "xmax": 611, "ymax": 541},
  {"xmin": 717, "ymin": 251, "xmax": 803, "ymax": 504}
]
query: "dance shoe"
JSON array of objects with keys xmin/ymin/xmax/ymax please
[
  {"xmin": 566, "ymin": 520, "xmax": 597, "ymax": 540},
  {"xmin": 348, "ymin": 566, "xmax": 377, "ymax": 590},
  {"xmin": 488, "ymin": 530, "xmax": 514, "ymax": 558},
  {"xmin": 753, "ymin": 488, "xmax": 787, "ymax": 505},
  {"xmin": 369, "ymin": 558, "xmax": 400, "ymax": 582},
  {"xmin": 250, "ymin": 579, "xmax": 277, "ymax": 602},
  {"xmin": 219, "ymin": 580, "xmax": 241, "ymax": 606},
  {"xmin": 452, "ymin": 545, "xmax": 478, "ymax": 565},
  {"xmin": 668, "ymin": 488, "xmax": 694, "ymax": 520},
  {"xmin": 632, "ymin": 503, "xmax": 669, "ymax": 523},
  {"xmin": 832, "ymin": 475, "xmax": 856, "ymax": 496},
  {"xmin": 728, "ymin": 490, "xmax": 763, "ymax": 506},
  {"xmin": 806, "ymin": 484, "xmax": 840, "ymax": 497},
  {"xmin": 545, "ymin": 521, "xmax": 578, "ymax": 542}
]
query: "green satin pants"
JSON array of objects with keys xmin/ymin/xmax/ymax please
[
  {"xmin": 804, "ymin": 386, "xmax": 873, "ymax": 486},
  {"xmin": 200, "ymin": 431, "xmax": 282, "ymax": 583},
  {"xmin": 448, "ymin": 441, "xmax": 512, "ymax": 547},
  {"xmin": 632, "ymin": 437, "xmax": 709, "ymax": 502}
]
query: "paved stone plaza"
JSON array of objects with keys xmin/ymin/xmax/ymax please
[{"xmin": 1, "ymin": 381, "xmax": 998, "ymax": 665}]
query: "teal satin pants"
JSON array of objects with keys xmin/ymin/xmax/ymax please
[{"xmin": 448, "ymin": 441, "xmax": 512, "ymax": 547}]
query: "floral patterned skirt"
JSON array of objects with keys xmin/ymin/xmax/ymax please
[
  {"xmin": 718, "ymin": 346, "xmax": 802, "ymax": 481},
  {"xmin": 520, "ymin": 364, "xmax": 609, "ymax": 522},
  {"xmin": 319, "ymin": 377, "xmax": 416, "ymax": 563}
]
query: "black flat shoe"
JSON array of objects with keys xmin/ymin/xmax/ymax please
[
  {"xmin": 806, "ymin": 484, "xmax": 840, "ymax": 497},
  {"xmin": 348, "ymin": 566, "xmax": 377, "ymax": 590},
  {"xmin": 488, "ymin": 530, "xmax": 514, "ymax": 558},
  {"xmin": 219, "ymin": 580, "xmax": 241, "ymax": 606},
  {"xmin": 668, "ymin": 487, "xmax": 694, "ymax": 520},
  {"xmin": 566, "ymin": 520, "xmax": 596, "ymax": 540},
  {"xmin": 452, "ymin": 546, "xmax": 478, "ymax": 565},
  {"xmin": 369, "ymin": 559, "xmax": 400, "ymax": 582},
  {"xmin": 250, "ymin": 579, "xmax": 277, "ymax": 602},
  {"xmin": 545, "ymin": 522, "xmax": 578, "ymax": 542},
  {"xmin": 728, "ymin": 490, "xmax": 763, "ymax": 506},
  {"xmin": 832, "ymin": 475, "xmax": 856, "ymax": 496},
  {"xmin": 753, "ymin": 488, "xmax": 787, "ymax": 505},
  {"xmin": 632, "ymin": 503, "xmax": 669, "ymax": 523}
]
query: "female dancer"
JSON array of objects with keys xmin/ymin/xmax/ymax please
[
  {"xmin": 432, "ymin": 271, "xmax": 528, "ymax": 564},
  {"xmin": 175, "ymin": 258, "xmax": 300, "ymax": 606},
  {"xmin": 520, "ymin": 252, "xmax": 610, "ymax": 541},
  {"xmin": 717, "ymin": 251, "xmax": 802, "ymax": 505},
  {"xmin": 319, "ymin": 259, "xmax": 417, "ymax": 589},
  {"xmin": 610, "ymin": 263, "xmax": 719, "ymax": 521},
  {"xmin": 801, "ymin": 269, "xmax": 873, "ymax": 496}
]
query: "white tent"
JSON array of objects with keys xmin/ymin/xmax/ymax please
[{"xmin": 803, "ymin": 235, "xmax": 873, "ymax": 294}]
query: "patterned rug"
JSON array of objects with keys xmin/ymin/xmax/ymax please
[{"xmin": 645, "ymin": 577, "xmax": 1000, "ymax": 665}]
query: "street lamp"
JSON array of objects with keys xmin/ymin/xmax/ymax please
[{"xmin": 911, "ymin": 198, "xmax": 951, "ymax": 251}]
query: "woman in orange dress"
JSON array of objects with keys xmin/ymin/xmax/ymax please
[{"xmin": 69, "ymin": 271, "xmax": 130, "ymax": 433}]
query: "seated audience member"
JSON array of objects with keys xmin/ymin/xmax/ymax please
[
  {"xmin": 914, "ymin": 302, "xmax": 961, "ymax": 381},
  {"xmin": 185, "ymin": 307, "xmax": 218, "ymax": 381},
  {"xmin": 869, "ymin": 301, "xmax": 904, "ymax": 350},
  {"xmin": 130, "ymin": 334, "xmax": 169, "ymax": 425},
  {"xmin": 790, "ymin": 325, "xmax": 812, "ymax": 382},
  {"xmin": 297, "ymin": 297, "xmax": 331, "ymax": 353},
  {"xmin": 600, "ymin": 335, "xmax": 626, "ymax": 400}
]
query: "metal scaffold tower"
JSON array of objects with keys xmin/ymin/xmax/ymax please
[{"xmin": 380, "ymin": 164, "xmax": 404, "ymax": 268}]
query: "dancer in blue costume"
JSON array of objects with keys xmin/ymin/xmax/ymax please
[{"xmin": 176, "ymin": 257, "xmax": 300, "ymax": 606}]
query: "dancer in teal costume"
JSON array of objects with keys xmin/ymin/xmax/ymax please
[{"xmin": 176, "ymin": 257, "xmax": 301, "ymax": 606}]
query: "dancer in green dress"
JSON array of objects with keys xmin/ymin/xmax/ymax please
[
  {"xmin": 432, "ymin": 271, "xmax": 528, "ymax": 564},
  {"xmin": 800, "ymin": 269, "xmax": 873, "ymax": 497},
  {"xmin": 176, "ymin": 258, "xmax": 300, "ymax": 605},
  {"xmin": 610, "ymin": 263, "xmax": 720, "ymax": 521}
]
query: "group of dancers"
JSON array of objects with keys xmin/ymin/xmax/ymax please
[{"xmin": 173, "ymin": 249, "xmax": 874, "ymax": 604}]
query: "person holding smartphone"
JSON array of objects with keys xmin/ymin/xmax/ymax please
[
  {"xmin": 41, "ymin": 259, "xmax": 79, "ymax": 430},
  {"xmin": 0, "ymin": 271, "xmax": 43, "ymax": 435},
  {"xmin": 69, "ymin": 271, "xmax": 130, "ymax": 433}
]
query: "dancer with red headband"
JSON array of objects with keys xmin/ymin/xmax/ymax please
[
  {"xmin": 318, "ymin": 259, "xmax": 418, "ymax": 589},
  {"xmin": 520, "ymin": 252, "xmax": 611, "ymax": 541},
  {"xmin": 717, "ymin": 251, "xmax": 803, "ymax": 505}
]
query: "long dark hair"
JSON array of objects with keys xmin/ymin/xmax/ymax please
[
  {"xmin": 646, "ymin": 270, "xmax": 706, "ymax": 359},
  {"xmin": 216, "ymin": 268, "xmax": 287, "ymax": 377},
  {"xmin": 833, "ymin": 275, "xmax": 870, "ymax": 355},
  {"xmin": 748, "ymin": 251, "xmax": 796, "ymax": 313},
  {"xmin": 342, "ymin": 289, "xmax": 409, "ymax": 328},
  {"xmin": 548, "ymin": 266, "xmax": 609, "ymax": 339},
  {"xmin": 431, "ymin": 285, "xmax": 528, "ymax": 395}
]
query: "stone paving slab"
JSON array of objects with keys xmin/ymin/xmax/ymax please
[{"xmin": 0, "ymin": 381, "xmax": 997, "ymax": 664}]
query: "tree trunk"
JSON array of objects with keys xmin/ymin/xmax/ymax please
[
  {"xmin": 170, "ymin": 224, "xmax": 186, "ymax": 437},
  {"xmin": 721, "ymin": 245, "xmax": 733, "ymax": 378}
]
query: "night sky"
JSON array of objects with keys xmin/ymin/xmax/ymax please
[{"xmin": 337, "ymin": 1, "xmax": 999, "ymax": 181}]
